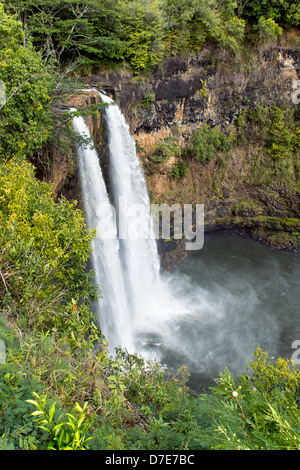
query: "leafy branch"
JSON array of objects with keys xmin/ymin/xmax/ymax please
[{"xmin": 27, "ymin": 392, "xmax": 93, "ymax": 450}]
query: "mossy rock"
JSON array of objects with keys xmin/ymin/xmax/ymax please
[{"xmin": 250, "ymin": 228, "xmax": 300, "ymax": 251}]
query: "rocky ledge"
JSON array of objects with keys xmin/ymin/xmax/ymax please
[{"xmin": 47, "ymin": 43, "xmax": 299, "ymax": 268}]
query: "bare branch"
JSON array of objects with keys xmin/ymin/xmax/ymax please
[
  {"xmin": 0, "ymin": 77, "xmax": 31, "ymax": 111},
  {"xmin": 0, "ymin": 270, "xmax": 8, "ymax": 292}
]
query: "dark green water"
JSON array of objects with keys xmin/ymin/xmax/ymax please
[{"xmin": 137, "ymin": 233, "xmax": 300, "ymax": 393}]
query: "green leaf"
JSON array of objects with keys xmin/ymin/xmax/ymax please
[
  {"xmin": 38, "ymin": 425, "xmax": 51, "ymax": 433},
  {"xmin": 31, "ymin": 410, "xmax": 44, "ymax": 416},
  {"xmin": 75, "ymin": 402, "xmax": 83, "ymax": 413},
  {"xmin": 48, "ymin": 402, "xmax": 56, "ymax": 424},
  {"xmin": 52, "ymin": 423, "xmax": 64, "ymax": 435},
  {"xmin": 26, "ymin": 399, "xmax": 39, "ymax": 407}
]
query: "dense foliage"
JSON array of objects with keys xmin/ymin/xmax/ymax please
[
  {"xmin": 0, "ymin": 159, "xmax": 99, "ymax": 332},
  {"xmin": 3, "ymin": 0, "xmax": 299, "ymax": 72},
  {"xmin": 164, "ymin": 103, "xmax": 299, "ymax": 186},
  {"xmin": 0, "ymin": 3, "xmax": 55, "ymax": 160},
  {"xmin": 185, "ymin": 123, "xmax": 233, "ymax": 163},
  {"xmin": 1, "ymin": 322, "xmax": 300, "ymax": 450},
  {"xmin": 241, "ymin": 0, "xmax": 300, "ymax": 27},
  {"xmin": 163, "ymin": 0, "xmax": 246, "ymax": 53},
  {"xmin": 3, "ymin": 0, "xmax": 166, "ymax": 72},
  {"xmin": 197, "ymin": 348, "xmax": 300, "ymax": 450}
]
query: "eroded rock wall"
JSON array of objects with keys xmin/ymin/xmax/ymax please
[
  {"xmin": 85, "ymin": 45, "xmax": 299, "ymax": 149},
  {"xmin": 50, "ymin": 42, "xmax": 299, "ymax": 257},
  {"xmin": 82, "ymin": 44, "xmax": 299, "ymax": 252}
]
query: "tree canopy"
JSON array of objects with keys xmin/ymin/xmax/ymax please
[
  {"xmin": 2, "ymin": 0, "xmax": 165, "ymax": 71},
  {"xmin": 241, "ymin": 0, "xmax": 300, "ymax": 27},
  {"xmin": 0, "ymin": 3, "xmax": 55, "ymax": 160},
  {"xmin": 3, "ymin": 0, "xmax": 297, "ymax": 73}
]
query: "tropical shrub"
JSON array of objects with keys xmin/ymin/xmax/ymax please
[
  {"xmin": 3, "ymin": 0, "xmax": 165, "ymax": 72},
  {"xmin": 27, "ymin": 393, "xmax": 93, "ymax": 450},
  {"xmin": 196, "ymin": 347, "xmax": 300, "ymax": 450},
  {"xmin": 0, "ymin": 159, "xmax": 99, "ymax": 332},
  {"xmin": 171, "ymin": 162, "xmax": 189, "ymax": 178},
  {"xmin": 267, "ymin": 106, "xmax": 300, "ymax": 160},
  {"xmin": 186, "ymin": 123, "xmax": 232, "ymax": 163},
  {"xmin": 162, "ymin": 0, "xmax": 245, "ymax": 53}
]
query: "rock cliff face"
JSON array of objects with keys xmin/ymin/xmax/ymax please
[
  {"xmin": 51, "ymin": 42, "xmax": 300, "ymax": 261},
  {"xmin": 85, "ymin": 44, "xmax": 299, "ymax": 141}
]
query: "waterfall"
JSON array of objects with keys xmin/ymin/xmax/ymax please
[
  {"xmin": 73, "ymin": 112, "xmax": 134, "ymax": 352},
  {"xmin": 73, "ymin": 96, "xmax": 299, "ymax": 391},
  {"xmin": 73, "ymin": 95, "xmax": 186, "ymax": 357},
  {"xmin": 99, "ymin": 94, "xmax": 168, "ymax": 327}
]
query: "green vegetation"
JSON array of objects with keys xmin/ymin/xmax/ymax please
[
  {"xmin": 0, "ymin": 3, "xmax": 55, "ymax": 160},
  {"xmin": 234, "ymin": 104, "xmax": 300, "ymax": 187},
  {"xmin": 163, "ymin": 0, "xmax": 246, "ymax": 53},
  {"xmin": 255, "ymin": 16, "xmax": 283, "ymax": 42},
  {"xmin": 2, "ymin": 0, "xmax": 299, "ymax": 73},
  {"xmin": 141, "ymin": 92, "xmax": 156, "ymax": 109},
  {"xmin": 0, "ymin": 0, "xmax": 299, "ymax": 452},
  {"xmin": 153, "ymin": 137, "xmax": 181, "ymax": 163},
  {"xmin": 171, "ymin": 162, "xmax": 189, "ymax": 179},
  {"xmin": 241, "ymin": 0, "xmax": 300, "ymax": 28},
  {"xmin": 250, "ymin": 105, "xmax": 300, "ymax": 161},
  {"xmin": 1, "ymin": 322, "xmax": 300, "ymax": 450},
  {"xmin": 179, "ymin": 104, "xmax": 299, "ymax": 191},
  {"xmin": 27, "ymin": 394, "xmax": 93, "ymax": 450},
  {"xmin": 185, "ymin": 123, "xmax": 232, "ymax": 163},
  {"xmin": 0, "ymin": 159, "xmax": 99, "ymax": 333},
  {"xmin": 3, "ymin": 0, "xmax": 166, "ymax": 72},
  {"xmin": 197, "ymin": 348, "xmax": 300, "ymax": 450}
]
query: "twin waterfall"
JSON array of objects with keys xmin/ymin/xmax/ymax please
[
  {"xmin": 73, "ymin": 93, "xmax": 178, "ymax": 354},
  {"xmin": 72, "ymin": 92, "xmax": 291, "ymax": 388}
]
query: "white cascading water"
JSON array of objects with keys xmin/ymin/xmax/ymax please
[
  {"xmin": 72, "ymin": 111, "xmax": 134, "ymax": 352},
  {"xmin": 73, "ymin": 95, "xmax": 299, "ymax": 390},
  {"xmin": 99, "ymin": 94, "xmax": 175, "ymax": 331},
  {"xmin": 73, "ymin": 95, "xmax": 186, "ymax": 356}
]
